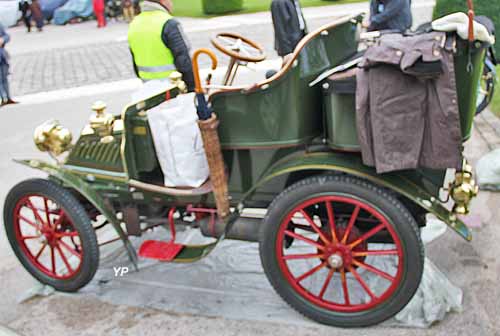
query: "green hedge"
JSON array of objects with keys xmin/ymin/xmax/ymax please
[
  {"xmin": 434, "ymin": 0, "xmax": 499, "ymax": 55},
  {"xmin": 202, "ymin": 0, "xmax": 243, "ymax": 15}
]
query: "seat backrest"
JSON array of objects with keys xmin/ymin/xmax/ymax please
[{"xmin": 209, "ymin": 14, "xmax": 362, "ymax": 149}]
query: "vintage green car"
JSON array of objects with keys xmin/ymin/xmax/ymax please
[{"xmin": 2, "ymin": 11, "xmax": 488, "ymax": 328}]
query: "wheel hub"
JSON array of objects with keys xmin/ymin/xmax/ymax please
[
  {"xmin": 327, "ymin": 253, "xmax": 343, "ymax": 268},
  {"xmin": 318, "ymin": 224, "xmax": 366, "ymax": 270}
]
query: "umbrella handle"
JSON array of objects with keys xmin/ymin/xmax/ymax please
[
  {"xmin": 467, "ymin": 0, "xmax": 475, "ymax": 42},
  {"xmin": 193, "ymin": 48, "xmax": 218, "ymax": 94}
]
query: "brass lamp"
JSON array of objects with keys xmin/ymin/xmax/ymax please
[
  {"xmin": 449, "ymin": 161, "xmax": 479, "ymax": 215},
  {"xmin": 33, "ymin": 120, "xmax": 73, "ymax": 156},
  {"xmin": 90, "ymin": 101, "xmax": 115, "ymax": 143}
]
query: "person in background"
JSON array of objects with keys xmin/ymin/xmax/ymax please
[
  {"xmin": 106, "ymin": 0, "xmax": 121, "ymax": 21},
  {"xmin": 122, "ymin": 0, "xmax": 135, "ymax": 22},
  {"xmin": 271, "ymin": 0, "xmax": 307, "ymax": 65},
  {"xmin": 19, "ymin": 0, "xmax": 32, "ymax": 33},
  {"xmin": 93, "ymin": 0, "xmax": 107, "ymax": 28},
  {"xmin": 0, "ymin": 23, "xmax": 17, "ymax": 106},
  {"xmin": 368, "ymin": 0, "xmax": 412, "ymax": 32},
  {"xmin": 132, "ymin": 0, "xmax": 141, "ymax": 16},
  {"xmin": 128, "ymin": 0, "xmax": 195, "ymax": 92},
  {"xmin": 31, "ymin": 0, "xmax": 44, "ymax": 32}
]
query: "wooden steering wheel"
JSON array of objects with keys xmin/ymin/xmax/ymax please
[{"xmin": 211, "ymin": 32, "xmax": 266, "ymax": 63}]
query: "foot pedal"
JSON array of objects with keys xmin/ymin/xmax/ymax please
[
  {"xmin": 138, "ymin": 240, "xmax": 184, "ymax": 262},
  {"xmin": 138, "ymin": 208, "xmax": 185, "ymax": 261}
]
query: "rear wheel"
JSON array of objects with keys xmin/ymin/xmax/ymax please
[
  {"xmin": 4, "ymin": 179, "xmax": 99, "ymax": 292},
  {"xmin": 259, "ymin": 175, "xmax": 424, "ymax": 327}
]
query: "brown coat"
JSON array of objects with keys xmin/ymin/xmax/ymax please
[{"xmin": 356, "ymin": 32, "xmax": 463, "ymax": 173}]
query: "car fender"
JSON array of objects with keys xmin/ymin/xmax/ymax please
[
  {"xmin": 245, "ymin": 152, "xmax": 471, "ymax": 241},
  {"xmin": 13, "ymin": 159, "xmax": 139, "ymax": 266}
]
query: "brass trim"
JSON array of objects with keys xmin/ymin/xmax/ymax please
[
  {"xmin": 113, "ymin": 119, "xmax": 124, "ymax": 132},
  {"xmin": 133, "ymin": 126, "xmax": 148, "ymax": 136},
  {"xmin": 81, "ymin": 124, "xmax": 95, "ymax": 136}
]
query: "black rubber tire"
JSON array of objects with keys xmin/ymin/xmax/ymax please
[
  {"xmin": 259, "ymin": 175, "xmax": 424, "ymax": 328},
  {"xmin": 4, "ymin": 178, "xmax": 99, "ymax": 292},
  {"xmin": 476, "ymin": 57, "xmax": 496, "ymax": 115}
]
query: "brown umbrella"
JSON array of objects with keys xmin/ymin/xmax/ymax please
[{"xmin": 192, "ymin": 48, "xmax": 230, "ymax": 219}]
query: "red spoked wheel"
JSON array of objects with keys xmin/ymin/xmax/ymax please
[
  {"xmin": 277, "ymin": 196, "xmax": 403, "ymax": 312},
  {"xmin": 13, "ymin": 195, "xmax": 83, "ymax": 279},
  {"xmin": 4, "ymin": 179, "xmax": 99, "ymax": 292},
  {"xmin": 260, "ymin": 175, "xmax": 424, "ymax": 328}
]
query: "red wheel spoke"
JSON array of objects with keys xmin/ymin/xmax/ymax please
[
  {"xmin": 55, "ymin": 245, "xmax": 74, "ymax": 274},
  {"xmin": 348, "ymin": 266, "xmax": 376, "ymax": 300},
  {"xmin": 50, "ymin": 246, "xmax": 56, "ymax": 274},
  {"xmin": 285, "ymin": 230, "xmax": 326, "ymax": 251},
  {"xmin": 299, "ymin": 210, "xmax": 330, "ymax": 244},
  {"xmin": 34, "ymin": 242, "xmax": 48, "ymax": 260},
  {"xmin": 296, "ymin": 261, "xmax": 327, "ymax": 283},
  {"xmin": 348, "ymin": 223, "xmax": 386, "ymax": 249},
  {"xmin": 352, "ymin": 249, "xmax": 399, "ymax": 257},
  {"xmin": 282, "ymin": 253, "xmax": 323, "ymax": 261},
  {"xmin": 43, "ymin": 198, "xmax": 51, "ymax": 228},
  {"xmin": 52, "ymin": 210, "xmax": 66, "ymax": 230},
  {"xmin": 340, "ymin": 268, "xmax": 350, "ymax": 305},
  {"xmin": 55, "ymin": 231, "xmax": 79, "ymax": 238},
  {"xmin": 21, "ymin": 235, "xmax": 41, "ymax": 241},
  {"xmin": 325, "ymin": 202, "xmax": 339, "ymax": 244},
  {"xmin": 352, "ymin": 260, "xmax": 395, "ymax": 282},
  {"xmin": 16, "ymin": 214, "xmax": 41, "ymax": 230},
  {"xmin": 319, "ymin": 268, "xmax": 336, "ymax": 299},
  {"xmin": 341, "ymin": 205, "xmax": 360, "ymax": 244},
  {"xmin": 26, "ymin": 199, "xmax": 48, "ymax": 229},
  {"xmin": 58, "ymin": 239, "xmax": 82, "ymax": 259}
]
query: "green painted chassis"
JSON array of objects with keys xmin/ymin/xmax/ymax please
[{"xmin": 14, "ymin": 14, "xmax": 485, "ymax": 264}]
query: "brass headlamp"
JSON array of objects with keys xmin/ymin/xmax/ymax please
[
  {"xmin": 449, "ymin": 160, "xmax": 479, "ymax": 215},
  {"xmin": 34, "ymin": 120, "xmax": 73, "ymax": 156}
]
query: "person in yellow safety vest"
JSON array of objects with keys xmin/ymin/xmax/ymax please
[{"xmin": 128, "ymin": 0, "xmax": 195, "ymax": 92}]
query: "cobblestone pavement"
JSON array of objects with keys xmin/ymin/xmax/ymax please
[
  {"xmin": 10, "ymin": 42, "xmax": 133, "ymax": 96},
  {"xmin": 8, "ymin": 19, "xmax": 323, "ymax": 96},
  {"xmin": 7, "ymin": 3, "xmax": 433, "ymax": 96}
]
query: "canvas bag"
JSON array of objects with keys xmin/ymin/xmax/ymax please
[{"xmin": 145, "ymin": 92, "xmax": 209, "ymax": 188}]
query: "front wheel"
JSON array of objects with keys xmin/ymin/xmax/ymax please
[
  {"xmin": 4, "ymin": 179, "xmax": 99, "ymax": 292},
  {"xmin": 259, "ymin": 175, "xmax": 424, "ymax": 327}
]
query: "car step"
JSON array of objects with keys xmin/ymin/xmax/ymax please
[{"xmin": 138, "ymin": 208, "xmax": 184, "ymax": 262}]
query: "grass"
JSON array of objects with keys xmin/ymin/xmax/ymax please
[
  {"xmin": 492, "ymin": 66, "xmax": 500, "ymax": 118},
  {"xmin": 172, "ymin": 0, "xmax": 364, "ymax": 17}
]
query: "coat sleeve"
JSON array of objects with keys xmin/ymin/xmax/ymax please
[
  {"xmin": 370, "ymin": 0, "xmax": 408, "ymax": 27},
  {"xmin": 0, "ymin": 24, "xmax": 10, "ymax": 46},
  {"xmin": 129, "ymin": 48, "xmax": 140, "ymax": 78},
  {"xmin": 162, "ymin": 19, "xmax": 195, "ymax": 92},
  {"xmin": 271, "ymin": 0, "xmax": 295, "ymax": 56}
]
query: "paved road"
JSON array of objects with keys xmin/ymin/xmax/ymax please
[{"xmin": 7, "ymin": 1, "xmax": 434, "ymax": 96}]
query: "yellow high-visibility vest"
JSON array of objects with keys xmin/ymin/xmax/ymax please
[{"xmin": 128, "ymin": 10, "xmax": 176, "ymax": 80}]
